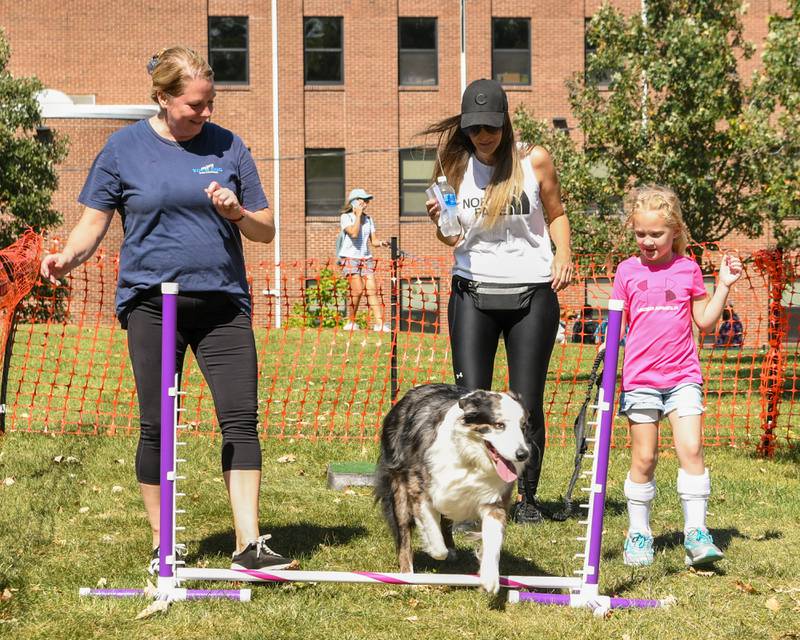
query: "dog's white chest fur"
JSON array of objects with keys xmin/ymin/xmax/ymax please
[{"xmin": 425, "ymin": 405, "xmax": 511, "ymax": 523}]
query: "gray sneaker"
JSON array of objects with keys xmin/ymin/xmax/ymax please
[{"xmin": 683, "ymin": 528, "xmax": 724, "ymax": 567}]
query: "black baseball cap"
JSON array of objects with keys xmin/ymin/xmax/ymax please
[{"xmin": 460, "ymin": 79, "xmax": 508, "ymax": 129}]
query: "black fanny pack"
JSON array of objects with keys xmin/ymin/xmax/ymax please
[{"xmin": 454, "ymin": 276, "xmax": 542, "ymax": 312}]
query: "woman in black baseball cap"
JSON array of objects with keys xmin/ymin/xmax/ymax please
[{"xmin": 421, "ymin": 78, "xmax": 573, "ymax": 524}]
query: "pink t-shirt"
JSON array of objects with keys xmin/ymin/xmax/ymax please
[{"xmin": 611, "ymin": 254, "xmax": 707, "ymax": 391}]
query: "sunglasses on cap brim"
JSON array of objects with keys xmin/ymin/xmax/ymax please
[{"xmin": 462, "ymin": 123, "xmax": 503, "ymax": 136}]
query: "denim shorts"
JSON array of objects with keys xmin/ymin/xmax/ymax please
[
  {"xmin": 340, "ymin": 257, "xmax": 376, "ymax": 276},
  {"xmin": 619, "ymin": 382, "xmax": 704, "ymax": 423}
]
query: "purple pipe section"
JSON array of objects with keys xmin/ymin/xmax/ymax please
[
  {"xmin": 514, "ymin": 592, "xmax": 662, "ymax": 609},
  {"xmin": 159, "ymin": 284, "xmax": 178, "ymax": 579},
  {"xmin": 584, "ymin": 303, "xmax": 623, "ymax": 587}
]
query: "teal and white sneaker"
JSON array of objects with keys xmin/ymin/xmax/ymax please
[
  {"xmin": 683, "ymin": 528, "xmax": 724, "ymax": 567},
  {"xmin": 623, "ymin": 531, "xmax": 654, "ymax": 566}
]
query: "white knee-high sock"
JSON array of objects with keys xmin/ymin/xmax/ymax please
[
  {"xmin": 624, "ymin": 473, "xmax": 656, "ymax": 535},
  {"xmin": 677, "ymin": 468, "xmax": 711, "ymax": 534}
]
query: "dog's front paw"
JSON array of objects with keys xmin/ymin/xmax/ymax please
[
  {"xmin": 426, "ymin": 544, "xmax": 450, "ymax": 561},
  {"xmin": 479, "ymin": 566, "xmax": 500, "ymax": 595}
]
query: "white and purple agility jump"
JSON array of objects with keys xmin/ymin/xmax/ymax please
[{"xmin": 81, "ymin": 289, "xmax": 666, "ymax": 611}]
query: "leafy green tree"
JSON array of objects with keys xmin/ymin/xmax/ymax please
[
  {"xmin": 513, "ymin": 108, "xmax": 633, "ymax": 257},
  {"xmin": 0, "ymin": 28, "xmax": 67, "ymax": 247},
  {"xmin": 747, "ymin": 0, "xmax": 800, "ymax": 250},
  {"xmin": 569, "ymin": 0, "xmax": 796, "ymax": 249}
]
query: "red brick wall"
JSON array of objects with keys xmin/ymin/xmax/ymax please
[{"xmin": 2, "ymin": 0, "xmax": 788, "ymax": 338}]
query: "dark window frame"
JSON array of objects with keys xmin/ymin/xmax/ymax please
[
  {"xmin": 208, "ymin": 16, "xmax": 249, "ymax": 85},
  {"xmin": 305, "ymin": 148, "xmax": 345, "ymax": 217},
  {"xmin": 398, "ymin": 17, "xmax": 438, "ymax": 86},
  {"xmin": 304, "ymin": 16, "xmax": 344, "ymax": 85},
  {"xmin": 399, "ymin": 148, "xmax": 437, "ymax": 217},
  {"xmin": 584, "ymin": 17, "xmax": 611, "ymax": 89},
  {"xmin": 491, "ymin": 17, "xmax": 531, "ymax": 86}
]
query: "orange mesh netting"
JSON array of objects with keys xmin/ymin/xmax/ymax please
[{"xmin": 2, "ymin": 235, "xmax": 798, "ymax": 453}]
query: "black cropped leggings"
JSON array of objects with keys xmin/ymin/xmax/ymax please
[
  {"xmin": 448, "ymin": 278, "xmax": 560, "ymax": 500},
  {"xmin": 127, "ymin": 292, "xmax": 262, "ymax": 485}
]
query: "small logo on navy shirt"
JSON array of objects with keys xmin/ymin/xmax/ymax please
[{"xmin": 192, "ymin": 163, "xmax": 224, "ymax": 175}]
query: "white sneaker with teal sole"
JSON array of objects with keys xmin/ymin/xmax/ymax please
[
  {"xmin": 623, "ymin": 531, "xmax": 654, "ymax": 566},
  {"xmin": 684, "ymin": 528, "xmax": 724, "ymax": 566}
]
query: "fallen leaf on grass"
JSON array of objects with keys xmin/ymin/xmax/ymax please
[
  {"xmin": 135, "ymin": 599, "xmax": 170, "ymax": 619},
  {"xmin": 96, "ymin": 577, "xmax": 107, "ymax": 588},
  {"xmin": 79, "ymin": 506, "xmax": 90, "ymax": 514},
  {"xmin": 53, "ymin": 455, "xmax": 64, "ymax": 463},
  {"xmin": 734, "ymin": 579, "xmax": 757, "ymax": 594},
  {"xmin": 1, "ymin": 588, "xmax": 12, "ymax": 602},
  {"xmin": 2, "ymin": 477, "xmax": 14, "ymax": 487},
  {"xmin": 343, "ymin": 489, "xmax": 356, "ymax": 496},
  {"xmin": 622, "ymin": 634, "xmax": 631, "ymax": 640},
  {"xmin": 115, "ymin": 459, "xmax": 125, "ymax": 465},
  {"xmin": 380, "ymin": 590, "xmax": 400, "ymax": 598},
  {"xmin": 111, "ymin": 486, "xmax": 123, "ymax": 493},
  {"xmin": 688, "ymin": 567, "xmax": 715, "ymax": 577},
  {"xmin": 277, "ymin": 454, "xmax": 297, "ymax": 463},
  {"xmin": 405, "ymin": 616, "xmax": 419, "ymax": 622},
  {"xmin": 765, "ymin": 597, "xmax": 781, "ymax": 612},
  {"xmin": 407, "ymin": 598, "xmax": 420, "ymax": 608}
]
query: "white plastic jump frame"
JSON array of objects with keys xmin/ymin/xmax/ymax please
[{"xmin": 80, "ymin": 287, "xmax": 668, "ymax": 612}]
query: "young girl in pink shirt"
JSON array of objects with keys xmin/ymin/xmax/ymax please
[{"xmin": 610, "ymin": 185, "xmax": 742, "ymax": 567}]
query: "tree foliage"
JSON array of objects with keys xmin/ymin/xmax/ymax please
[
  {"xmin": 0, "ymin": 28, "xmax": 67, "ymax": 248},
  {"xmin": 552, "ymin": 0, "xmax": 799, "ymax": 251}
]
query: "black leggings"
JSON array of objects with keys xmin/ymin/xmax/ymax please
[
  {"xmin": 448, "ymin": 278, "xmax": 559, "ymax": 500},
  {"xmin": 127, "ymin": 292, "xmax": 262, "ymax": 485}
]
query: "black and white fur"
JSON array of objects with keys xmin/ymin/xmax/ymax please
[{"xmin": 375, "ymin": 384, "xmax": 530, "ymax": 594}]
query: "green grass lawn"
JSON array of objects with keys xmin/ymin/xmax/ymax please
[{"xmin": 1, "ymin": 433, "xmax": 798, "ymax": 639}]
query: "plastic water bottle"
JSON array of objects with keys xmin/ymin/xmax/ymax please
[{"xmin": 436, "ymin": 176, "xmax": 461, "ymax": 237}]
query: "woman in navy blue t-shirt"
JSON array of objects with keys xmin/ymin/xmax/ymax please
[{"xmin": 41, "ymin": 46, "xmax": 292, "ymax": 573}]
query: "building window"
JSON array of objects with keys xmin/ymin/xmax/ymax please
[
  {"xmin": 400, "ymin": 148, "xmax": 436, "ymax": 216},
  {"xmin": 208, "ymin": 17, "xmax": 249, "ymax": 84},
  {"xmin": 492, "ymin": 18, "xmax": 530, "ymax": 85},
  {"xmin": 304, "ymin": 17, "xmax": 343, "ymax": 84},
  {"xmin": 584, "ymin": 18, "xmax": 611, "ymax": 88},
  {"xmin": 305, "ymin": 149, "xmax": 345, "ymax": 216},
  {"xmin": 400, "ymin": 277, "xmax": 440, "ymax": 334},
  {"xmin": 399, "ymin": 18, "xmax": 437, "ymax": 86}
]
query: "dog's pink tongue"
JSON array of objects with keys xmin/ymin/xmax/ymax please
[{"xmin": 494, "ymin": 455, "xmax": 518, "ymax": 483}]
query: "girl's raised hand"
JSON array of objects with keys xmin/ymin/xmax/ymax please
[{"xmin": 719, "ymin": 253, "xmax": 743, "ymax": 287}]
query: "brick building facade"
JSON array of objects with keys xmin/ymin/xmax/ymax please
[{"xmin": 2, "ymin": 1, "xmax": 793, "ymax": 340}]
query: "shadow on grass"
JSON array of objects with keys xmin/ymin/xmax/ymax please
[
  {"xmin": 539, "ymin": 497, "xmax": 628, "ymax": 520},
  {"xmin": 195, "ymin": 522, "xmax": 369, "ymax": 559}
]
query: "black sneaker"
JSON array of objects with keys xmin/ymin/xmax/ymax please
[
  {"xmin": 230, "ymin": 534, "xmax": 294, "ymax": 570},
  {"xmin": 147, "ymin": 547, "xmax": 159, "ymax": 575},
  {"xmin": 511, "ymin": 500, "xmax": 546, "ymax": 525}
]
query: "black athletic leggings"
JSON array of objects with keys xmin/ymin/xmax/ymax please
[
  {"xmin": 127, "ymin": 291, "xmax": 262, "ymax": 485},
  {"xmin": 448, "ymin": 277, "xmax": 560, "ymax": 500}
]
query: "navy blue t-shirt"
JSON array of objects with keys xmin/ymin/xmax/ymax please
[{"xmin": 79, "ymin": 119, "xmax": 269, "ymax": 326}]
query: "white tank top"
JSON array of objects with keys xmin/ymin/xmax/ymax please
[{"xmin": 452, "ymin": 154, "xmax": 553, "ymax": 283}]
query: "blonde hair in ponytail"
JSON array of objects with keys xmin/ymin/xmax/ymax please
[{"xmin": 148, "ymin": 46, "xmax": 214, "ymax": 103}]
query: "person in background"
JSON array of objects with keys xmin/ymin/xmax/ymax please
[
  {"xmin": 338, "ymin": 188, "xmax": 390, "ymax": 332},
  {"xmin": 40, "ymin": 46, "xmax": 293, "ymax": 573},
  {"xmin": 423, "ymin": 78, "xmax": 573, "ymax": 524},
  {"xmin": 571, "ymin": 306, "xmax": 598, "ymax": 344},
  {"xmin": 714, "ymin": 306, "xmax": 744, "ymax": 348}
]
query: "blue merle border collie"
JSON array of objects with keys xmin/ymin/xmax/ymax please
[{"xmin": 375, "ymin": 384, "xmax": 530, "ymax": 594}]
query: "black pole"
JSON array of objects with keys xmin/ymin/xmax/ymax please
[
  {"xmin": 0, "ymin": 308, "xmax": 19, "ymax": 434},
  {"xmin": 390, "ymin": 236, "xmax": 399, "ymax": 402}
]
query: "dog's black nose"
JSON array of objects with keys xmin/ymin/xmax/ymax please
[{"xmin": 515, "ymin": 447, "xmax": 530, "ymax": 462}]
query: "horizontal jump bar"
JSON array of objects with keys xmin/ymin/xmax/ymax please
[{"xmin": 177, "ymin": 568, "xmax": 583, "ymax": 590}]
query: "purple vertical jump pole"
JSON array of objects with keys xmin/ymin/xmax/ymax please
[
  {"xmin": 159, "ymin": 283, "xmax": 179, "ymax": 583},
  {"xmin": 583, "ymin": 298, "xmax": 624, "ymax": 588}
]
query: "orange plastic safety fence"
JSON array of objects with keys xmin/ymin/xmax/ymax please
[{"xmin": 2, "ymin": 237, "xmax": 798, "ymax": 452}]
